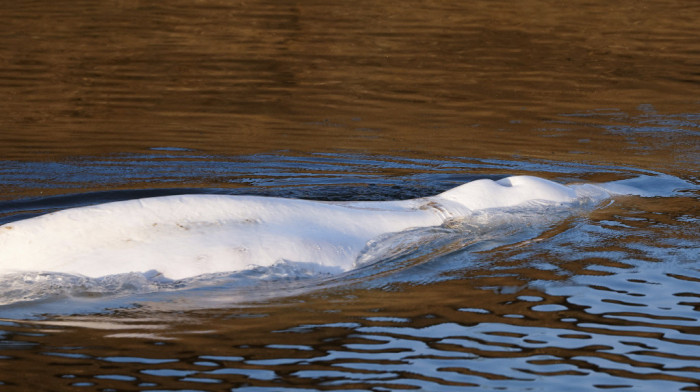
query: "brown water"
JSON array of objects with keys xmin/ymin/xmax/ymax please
[{"xmin": 1, "ymin": 0, "xmax": 699, "ymax": 391}]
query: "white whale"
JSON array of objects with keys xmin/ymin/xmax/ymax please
[{"xmin": 0, "ymin": 176, "xmax": 647, "ymax": 280}]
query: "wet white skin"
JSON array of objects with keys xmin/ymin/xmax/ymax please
[{"xmin": 0, "ymin": 175, "xmax": 682, "ymax": 280}]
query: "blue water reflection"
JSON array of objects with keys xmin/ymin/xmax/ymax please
[{"xmin": 0, "ymin": 149, "xmax": 697, "ymax": 390}]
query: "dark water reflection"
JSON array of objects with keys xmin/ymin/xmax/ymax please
[{"xmin": 1, "ymin": 0, "xmax": 699, "ymax": 390}]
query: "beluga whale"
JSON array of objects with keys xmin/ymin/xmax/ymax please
[{"xmin": 0, "ymin": 176, "xmax": 653, "ymax": 281}]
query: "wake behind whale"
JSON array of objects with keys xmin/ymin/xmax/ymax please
[{"xmin": 0, "ymin": 174, "xmax": 689, "ymax": 311}]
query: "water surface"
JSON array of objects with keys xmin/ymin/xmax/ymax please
[{"xmin": 0, "ymin": 0, "xmax": 698, "ymax": 390}]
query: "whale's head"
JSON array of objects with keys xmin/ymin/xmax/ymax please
[{"xmin": 436, "ymin": 176, "xmax": 578, "ymax": 211}]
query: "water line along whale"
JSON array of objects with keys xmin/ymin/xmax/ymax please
[{"xmin": 0, "ymin": 176, "xmax": 643, "ymax": 280}]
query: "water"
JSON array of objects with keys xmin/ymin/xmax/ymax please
[{"xmin": 1, "ymin": 0, "xmax": 699, "ymax": 390}]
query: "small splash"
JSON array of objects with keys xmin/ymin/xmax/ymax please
[{"xmin": 0, "ymin": 271, "xmax": 168, "ymax": 306}]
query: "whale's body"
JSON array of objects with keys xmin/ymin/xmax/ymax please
[{"xmin": 0, "ymin": 176, "xmax": 617, "ymax": 280}]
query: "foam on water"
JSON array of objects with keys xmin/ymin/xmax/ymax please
[{"xmin": 0, "ymin": 174, "xmax": 693, "ymax": 310}]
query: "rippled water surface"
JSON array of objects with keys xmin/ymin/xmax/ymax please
[{"xmin": 1, "ymin": 0, "xmax": 699, "ymax": 391}]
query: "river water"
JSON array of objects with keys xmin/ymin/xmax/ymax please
[{"xmin": 0, "ymin": 0, "xmax": 699, "ymax": 390}]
